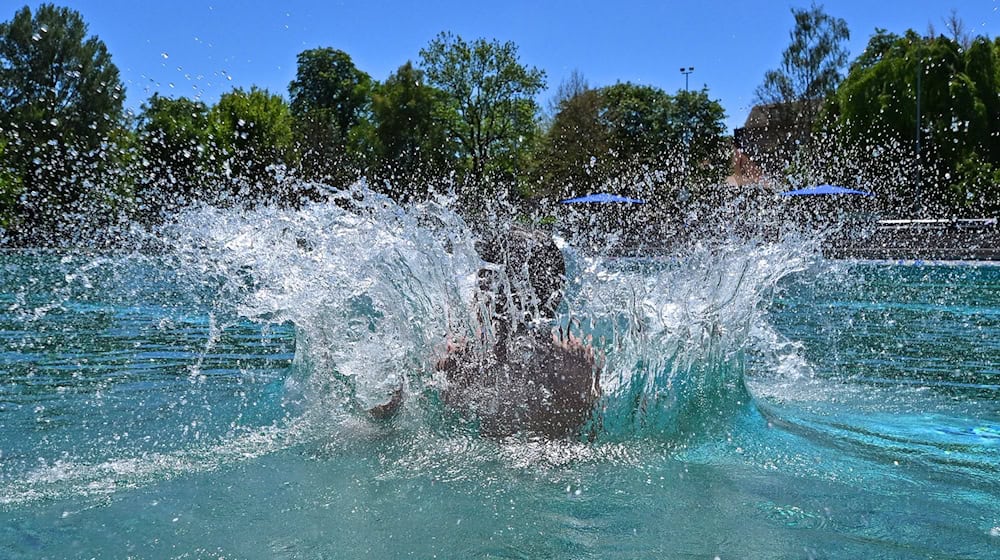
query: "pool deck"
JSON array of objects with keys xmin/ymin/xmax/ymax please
[
  {"xmin": 569, "ymin": 216, "xmax": 1000, "ymax": 262},
  {"xmin": 824, "ymin": 218, "xmax": 1000, "ymax": 261}
]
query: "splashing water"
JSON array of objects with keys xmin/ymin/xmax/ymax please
[
  {"xmin": 564, "ymin": 237, "xmax": 819, "ymax": 441},
  {"xmin": 3, "ymin": 182, "xmax": 998, "ymax": 558},
  {"xmin": 160, "ymin": 186, "xmax": 485, "ymax": 417},
  {"xmin": 147, "ymin": 183, "xmax": 819, "ymax": 443}
]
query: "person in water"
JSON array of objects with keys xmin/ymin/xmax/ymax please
[
  {"xmin": 370, "ymin": 226, "xmax": 602, "ymax": 439},
  {"xmin": 437, "ymin": 226, "xmax": 602, "ymax": 438}
]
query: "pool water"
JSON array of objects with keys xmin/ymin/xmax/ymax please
[{"xmin": 1, "ymin": 218, "xmax": 999, "ymax": 558}]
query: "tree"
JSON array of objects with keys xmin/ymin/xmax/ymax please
[
  {"xmin": 0, "ymin": 3, "xmax": 126, "ymax": 243},
  {"xmin": 829, "ymin": 29, "xmax": 1000, "ymax": 216},
  {"xmin": 288, "ymin": 47, "xmax": 372, "ymax": 186},
  {"xmin": 368, "ymin": 61, "xmax": 457, "ymax": 200},
  {"xmin": 546, "ymin": 69, "xmax": 589, "ymax": 117},
  {"xmin": 754, "ymin": 2, "xmax": 849, "ymax": 129},
  {"xmin": 0, "ymin": 139, "xmax": 22, "ymax": 231},
  {"xmin": 535, "ymin": 87, "xmax": 607, "ymax": 196},
  {"xmin": 210, "ymin": 87, "xmax": 296, "ymax": 206},
  {"xmin": 599, "ymin": 83, "xmax": 679, "ymax": 186},
  {"xmin": 536, "ymin": 83, "xmax": 728, "ymax": 202},
  {"xmin": 135, "ymin": 94, "xmax": 216, "ymax": 219},
  {"xmin": 670, "ymin": 89, "xmax": 730, "ymax": 190},
  {"xmin": 943, "ymin": 9, "xmax": 971, "ymax": 50},
  {"xmin": 419, "ymin": 32, "xmax": 546, "ymax": 195}
]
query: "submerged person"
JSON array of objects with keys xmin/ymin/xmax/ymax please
[
  {"xmin": 437, "ymin": 226, "xmax": 602, "ymax": 439},
  {"xmin": 370, "ymin": 226, "xmax": 603, "ymax": 439}
]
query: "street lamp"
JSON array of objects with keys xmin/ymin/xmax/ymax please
[
  {"xmin": 914, "ymin": 54, "xmax": 923, "ymax": 215},
  {"xmin": 680, "ymin": 66, "xmax": 695, "ymax": 91}
]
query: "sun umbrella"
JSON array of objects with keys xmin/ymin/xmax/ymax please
[
  {"xmin": 779, "ymin": 185, "xmax": 873, "ymax": 197},
  {"xmin": 559, "ymin": 193, "xmax": 647, "ymax": 204}
]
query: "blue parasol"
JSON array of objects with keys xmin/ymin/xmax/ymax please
[
  {"xmin": 780, "ymin": 184, "xmax": 873, "ymax": 197},
  {"xmin": 559, "ymin": 193, "xmax": 647, "ymax": 204}
]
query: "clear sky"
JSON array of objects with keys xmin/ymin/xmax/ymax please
[{"xmin": 10, "ymin": 1, "xmax": 1000, "ymax": 131}]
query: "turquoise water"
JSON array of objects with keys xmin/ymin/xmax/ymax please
[{"xmin": 2, "ymin": 219, "xmax": 999, "ymax": 558}]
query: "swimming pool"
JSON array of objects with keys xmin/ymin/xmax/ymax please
[{"xmin": 1, "ymin": 201, "xmax": 998, "ymax": 558}]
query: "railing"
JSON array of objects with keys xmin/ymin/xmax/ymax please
[
  {"xmin": 876, "ymin": 218, "xmax": 998, "ymax": 230},
  {"xmin": 828, "ymin": 217, "xmax": 999, "ymax": 261}
]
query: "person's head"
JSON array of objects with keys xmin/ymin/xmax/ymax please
[{"xmin": 476, "ymin": 226, "xmax": 566, "ymax": 330}]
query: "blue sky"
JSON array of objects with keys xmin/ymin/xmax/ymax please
[{"xmin": 11, "ymin": 1, "xmax": 1000, "ymax": 131}]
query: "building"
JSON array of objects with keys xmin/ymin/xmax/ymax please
[{"xmin": 730, "ymin": 100, "xmax": 821, "ymax": 183}]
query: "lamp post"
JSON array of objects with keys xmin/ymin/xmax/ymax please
[
  {"xmin": 680, "ymin": 66, "xmax": 695, "ymax": 91},
  {"xmin": 914, "ymin": 54, "xmax": 923, "ymax": 215},
  {"xmin": 678, "ymin": 67, "xmax": 695, "ymax": 189}
]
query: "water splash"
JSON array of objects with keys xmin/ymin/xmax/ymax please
[
  {"xmin": 152, "ymin": 182, "xmax": 822, "ymax": 442},
  {"xmin": 562, "ymin": 235, "xmax": 819, "ymax": 441},
  {"xmin": 158, "ymin": 184, "xmax": 485, "ymax": 417},
  {"xmin": 0, "ymin": 179, "xmax": 834, "ymax": 509}
]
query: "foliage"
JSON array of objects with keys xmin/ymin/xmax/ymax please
[
  {"xmin": 545, "ymin": 69, "xmax": 589, "ymax": 118},
  {"xmin": 0, "ymin": 3, "xmax": 126, "ymax": 243},
  {"xmin": 535, "ymin": 87, "xmax": 606, "ymax": 196},
  {"xmin": 135, "ymin": 94, "xmax": 216, "ymax": 219},
  {"xmin": 9, "ymin": 3, "xmax": 995, "ymax": 244},
  {"xmin": 951, "ymin": 153, "xmax": 1000, "ymax": 215},
  {"xmin": 754, "ymin": 2, "xmax": 849, "ymax": 128},
  {"xmin": 209, "ymin": 86, "xmax": 296, "ymax": 206},
  {"xmin": 827, "ymin": 30, "xmax": 1000, "ymax": 216},
  {"xmin": 367, "ymin": 61, "xmax": 457, "ymax": 200},
  {"xmin": 670, "ymin": 90, "xmax": 730, "ymax": 190},
  {"xmin": 288, "ymin": 47, "xmax": 372, "ymax": 186},
  {"xmin": 0, "ymin": 139, "xmax": 23, "ymax": 231},
  {"xmin": 536, "ymin": 83, "xmax": 729, "ymax": 202},
  {"xmin": 419, "ymin": 32, "xmax": 546, "ymax": 196}
]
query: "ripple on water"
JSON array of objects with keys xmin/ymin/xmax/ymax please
[{"xmin": 757, "ymin": 500, "xmax": 831, "ymax": 530}]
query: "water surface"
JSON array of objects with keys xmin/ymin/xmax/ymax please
[{"xmin": 1, "ymin": 203, "xmax": 998, "ymax": 558}]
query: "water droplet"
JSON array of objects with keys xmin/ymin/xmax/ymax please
[
  {"xmin": 48, "ymin": 118, "xmax": 59, "ymax": 126},
  {"xmin": 161, "ymin": 52, "xmax": 169, "ymax": 59},
  {"xmin": 31, "ymin": 33, "xmax": 41, "ymax": 41}
]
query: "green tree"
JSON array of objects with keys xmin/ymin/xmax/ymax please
[
  {"xmin": 288, "ymin": 47, "xmax": 372, "ymax": 186},
  {"xmin": 210, "ymin": 87, "xmax": 296, "ymax": 206},
  {"xmin": 0, "ymin": 3, "xmax": 126, "ymax": 243},
  {"xmin": 670, "ymin": 89, "xmax": 730, "ymax": 190},
  {"xmin": 755, "ymin": 2, "xmax": 850, "ymax": 129},
  {"xmin": 367, "ymin": 61, "xmax": 457, "ymax": 200},
  {"xmin": 536, "ymin": 83, "xmax": 728, "ymax": 202},
  {"xmin": 419, "ymin": 32, "xmax": 546, "ymax": 195},
  {"xmin": 535, "ymin": 87, "xmax": 607, "ymax": 197},
  {"xmin": 545, "ymin": 69, "xmax": 589, "ymax": 118},
  {"xmin": 829, "ymin": 29, "xmax": 999, "ymax": 216},
  {"xmin": 135, "ymin": 94, "xmax": 216, "ymax": 219},
  {"xmin": 0, "ymin": 139, "xmax": 22, "ymax": 231}
]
